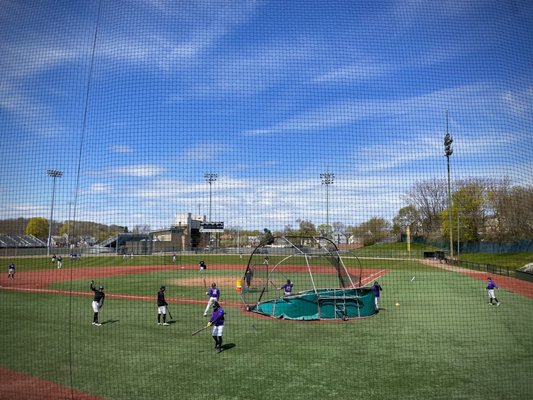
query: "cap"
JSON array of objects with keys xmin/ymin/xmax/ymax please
[
  {"xmin": 160, "ymin": 285, "xmax": 166, "ymax": 290},
  {"xmin": 99, "ymin": 285, "xmax": 104, "ymax": 290},
  {"xmin": 211, "ymin": 282, "xmax": 217, "ymax": 288}
]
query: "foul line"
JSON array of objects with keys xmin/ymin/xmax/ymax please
[{"xmin": 360, "ymin": 269, "xmax": 388, "ymax": 286}]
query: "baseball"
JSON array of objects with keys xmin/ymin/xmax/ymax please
[{"xmin": 395, "ymin": 303, "xmax": 400, "ymax": 307}]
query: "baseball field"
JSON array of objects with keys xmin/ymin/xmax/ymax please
[{"xmin": 1, "ymin": 254, "xmax": 532, "ymax": 400}]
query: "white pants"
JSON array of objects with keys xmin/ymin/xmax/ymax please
[
  {"xmin": 204, "ymin": 297, "xmax": 217, "ymax": 315},
  {"xmin": 211, "ymin": 325, "xmax": 224, "ymax": 337},
  {"xmin": 92, "ymin": 301, "xmax": 101, "ymax": 313},
  {"xmin": 158, "ymin": 305, "xmax": 167, "ymax": 314},
  {"xmin": 487, "ymin": 289, "xmax": 496, "ymax": 299},
  {"xmin": 374, "ymin": 297, "xmax": 380, "ymax": 309}
]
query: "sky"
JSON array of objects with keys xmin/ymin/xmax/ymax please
[{"xmin": 0, "ymin": 0, "xmax": 532, "ymax": 232}]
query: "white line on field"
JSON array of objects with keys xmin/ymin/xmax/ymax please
[{"xmin": 360, "ymin": 269, "xmax": 387, "ymax": 286}]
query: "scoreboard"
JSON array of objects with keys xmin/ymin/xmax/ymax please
[{"xmin": 200, "ymin": 222, "xmax": 224, "ymax": 233}]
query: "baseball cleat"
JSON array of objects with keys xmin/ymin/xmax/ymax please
[{"xmin": 163, "ymin": 323, "xmax": 170, "ymax": 326}]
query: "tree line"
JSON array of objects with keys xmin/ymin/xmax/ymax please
[
  {"xmin": 2, "ymin": 178, "xmax": 531, "ymax": 247},
  {"xmin": 0, "ymin": 217, "xmax": 127, "ymax": 244},
  {"xmin": 395, "ymin": 178, "xmax": 532, "ymax": 244}
]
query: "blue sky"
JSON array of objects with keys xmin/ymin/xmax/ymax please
[{"xmin": 1, "ymin": 0, "xmax": 532, "ymax": 231}]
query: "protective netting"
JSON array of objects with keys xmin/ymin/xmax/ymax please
[{"xmin": 1, "ymin": 1, "xmax": 532, "ymax": 399}]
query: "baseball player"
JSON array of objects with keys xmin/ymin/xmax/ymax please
[
  {"xmin": 57, "ymin": 255, "xmax": 62, "ymax": 270},
  {"xmin": 90, "ymin": 281, "xmax": 105, "ymax": 326},
  {"xmin": 157, "ymin": 286, "xmax": 169, "ymax": 326},
  {"xmin": 8, "ymin": 263, "xmax": 15, "ymax": 279},
  {"xmin": 244, "ymin": 267, "xmax": 254, "ymax": 289},
  {"xmin": 371, "ymin": 281, "xmax": 383, "ymax": 311},
  {"xmin": 486, "ymin": 277, "xmax": 500, "ymax": 306},
  {"xmin": 198, "ymin": 260, "xmax": 207, "ymax": 271},
  {"xmin": 279, "ymin": 279, "xmax": 294, "ymax": 296},
  {"xmin": 207, "ymin": 301, "xmax": 225, "ymax": 353},
  {"xmin": 204, "ymin": 282, "xmax": 220, "ymax": 316}
]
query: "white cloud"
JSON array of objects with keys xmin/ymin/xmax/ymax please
[
  {"xmin": 111, "ymin": 145, "xmax": 135, "ymax": 154},
  {"xmin": 181, "ymin": 143, "xmax": 229, "ymax": 161},
  {"xmin": 109, "ymin": 164, "xmax": 166, "ymax": 177}
]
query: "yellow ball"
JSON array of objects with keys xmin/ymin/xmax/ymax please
[{"xmin": 395, "ymin": 303, "xmax": 400, "ymax": 307}]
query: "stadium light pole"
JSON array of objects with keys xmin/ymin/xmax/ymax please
[
  {"xmin": 47, "ymin": 169, "xmax": 63, "ymax": 256},
  {"xmin": 204, "ymin": 173, "xmax": 217, "ymax": 222},
  {"xmin": 320, "ymin": 172, "xmax": 334, "ymax": 236},
  {"xmin": 443, "ymin": 111, "xmax": 454, "ymax": 262}
]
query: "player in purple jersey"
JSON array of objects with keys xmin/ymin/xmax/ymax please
[
  {"xmin": 486, "ymin": 277, "xmax": 500, "ymax": 306},
  {"xmin": 8, "ymin": 263, "xmax": 15, "ymax": 279},
  {"xmin": 207, "ymin": 301, "xmax": 225, "ymax": 353},
  {"xmin": 371, "ymin": 281, "xmax": 383, "ymax": 311},
  {"xmin": 279, "ymin": 279, "xmax": 294, "ymax": 296},
  {"xmin": 204, "ymin": 282, "xmax": 220, "ymax": 316}
]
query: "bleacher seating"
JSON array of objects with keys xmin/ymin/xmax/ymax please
[{"xmin": 0, "ymin": 235, "xmax": 46, "ymax": 248}]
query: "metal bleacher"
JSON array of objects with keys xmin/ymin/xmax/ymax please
[{"xmin": 0, "ymin": 235, "xmax": 46, "ymax": 248}]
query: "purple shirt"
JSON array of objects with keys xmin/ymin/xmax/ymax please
[
  {"xmin": 486, "ymin": 280, "xmax": 498, "ymax": 290},
  {"xmin": 209, "ymin": 307, "xmax": 225, "ymax": 326},
  {"xmin": 372, "ymin": 283, "xmax": 382, "ymax": 298},
  {"xmin": 281, "ymin": 283, "xmax": 294, "ymax": 295},
  {"xmin": 207, "ymin": 287, "xmax": 220, "ymax": 299}
]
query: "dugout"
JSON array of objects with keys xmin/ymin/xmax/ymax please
[{"xmin": 423, "ymin": 251, "xmax": 445, "ymax": 260}]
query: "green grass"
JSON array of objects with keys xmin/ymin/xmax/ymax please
[
  {"xmin": 458, "ymin": 252, "xmax": 533, "ymax": 270},
  {"xmin": 350, "ymin": 242, "xmax": 441, "ymax": 258},
  {"xmin": 1, "ymin": 258, "xmax": 533, "ymax": 400}
]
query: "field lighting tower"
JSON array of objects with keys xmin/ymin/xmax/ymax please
[
  {"xmin": 320, "ymin": 171, "xmax": 334, "ymax": 236},
  {"xmin": 443, "ymin": 112, "xmax": 454, "ymax": 261},
  {"xmin": 47, "ymin": 169, "xmax": 63, "ymax": 256},
  {"xmin": 204, "ymin": 172, "xmax": 218, "ymax": 221}
]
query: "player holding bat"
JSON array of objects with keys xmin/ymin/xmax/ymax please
[{"xmin": 207, "ymin": 301, "xmax": 225, "ymax": 353}]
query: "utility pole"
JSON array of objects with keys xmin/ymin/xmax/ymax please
[
  {"xmin": 320, "ymin": 172, "xmax": 334, "ymax": 237},
  {"xmin": 47, "ymin": 169, "xmax": 63, "ymax": 256},
  {"xmin": 204, "ymin": 173, "xmax": 217, "ymax": 221},
  {"xmin": 443, "ymin": 111, "xmax": 454, "ymax": 261}
]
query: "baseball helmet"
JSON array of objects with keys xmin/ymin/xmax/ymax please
[
  {"xmin": 99, "ymin": 285, "xmax": 104, "ymax": 290},
  {"xmin": 160, "ymin": 285, "xmax": 166, "ymax": 290},
  {"xmin": 213, "ymin": 301, "xmax": 220, "ymax": 308}
]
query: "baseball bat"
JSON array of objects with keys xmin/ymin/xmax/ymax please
[
  {"xmin": 191, "ymin": 325, "xmax": 209, "ymax": 336},
  {"xmin": 203, "ymin": 278, "xmax": 207, "ymax": 290},
  {"xmin": 167, "ymin": 305, "xmax": 173, "ymax": 320}
]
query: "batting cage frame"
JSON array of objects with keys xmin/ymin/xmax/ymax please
[{"xmin": 240, "ymin": 235, "xmax": 376, "ymax": 321}]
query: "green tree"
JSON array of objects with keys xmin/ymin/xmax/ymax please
[
  {"xmin": 296, "ymin": 219, "xmax": 317, "ymax": 237},
  {"xmin": 392, "ymin": 205, "xmax": 420, "ymax": 237},
  {"xmin": 24, "ymin": 217, "xmax": 49, "ymax": 240},
  {"xmin": 351, "ymin": 217, "xmax": 391, "ymax": 246}
]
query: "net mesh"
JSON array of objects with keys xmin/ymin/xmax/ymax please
[{"xmin": 1, "ymin": 1, "xmax": 532, "ymax": 399}]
